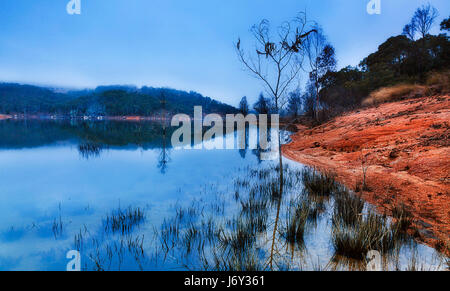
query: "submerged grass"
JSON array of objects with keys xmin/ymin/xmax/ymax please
[
  {"xmin": 331, "ymin": 188, "xmax": 407, "ymax": 260},
  {"xmin": 52, "ymin": 216, "xmax": 63, "ymax": 239},
  {"xmin": 332, "ymin": 190, "xmax": 365, "ymax": 227},
  {"xmin": 301, "ymin": 168, "xmax": 338, "ymax": 199},
  {"xmin": 69, "ymin": 164, "xmax": 443, "ymax": 271},
  {"xmin": 52, "ymin": 203, "xmax": 64, "ymax": 239},
  {"xmin": 391, "ymin": 203, "xmax": 414, "ymax": 234},
  {"xmin": 104, "ymin": 206, "xmax": 145, "ymax": 235},
  {"xmin": 284, "ymin": 198, "xmax": 311, "ymax": 246},
  {"xmin": 332, "ymin": 211, "xmax": 400, "ymax": 260}
]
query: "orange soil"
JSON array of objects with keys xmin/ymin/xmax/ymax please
[{"xmin": 283, "ymin": 95, "xmax": 450, "ymax": 251}]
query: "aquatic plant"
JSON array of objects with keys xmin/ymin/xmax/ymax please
[
  {"xmin": 52, "ymin": 217, "xmax": 63, "ymax": 239},
  {"xmin": 283, "ymin": 198, "xmax": 310, "ymax": 246},
  {"xmin": 391, "ymin": 203, "xmax": 414, "ymax": 233},
  {"xmin": 332, "ymin": 190, "xmax": 365, "ymax": 227},
  {"xmin": 301, "ymin": 168, "xmax": 338, "ymax": 198},
  {"xmin": 331, "ymin": 211, "xmax": 400, "ymax": 260},
  {"xmin": 68, "ymin": 164, "xmax": 444, "ymax": 271},
  {"xmin": 78, "ymin": 142, "xmax": 105, "ymax": 159},
  {"xmin": 51, "ymin": 204, "xmax": 64, "ymax": 239},
  {"xmin": 104, "ymin": 206, "xmax": 145, "ymax": 235}
]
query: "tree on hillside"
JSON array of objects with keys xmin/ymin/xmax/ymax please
[
  {"xmin": 253, "ymin": 93, "xmax": 270, "ymax": 114},
  {"xmin": 304, "ymin": 5, "xmax": 448, "ymax": 112},
  {"xmin": 413, "ymin": 4, "xmax": 439, "ymax": 39},
  {"xmin": 402, "ymin": 22, "xmax": 417, "ymax": 40},
  {"xmin": 319, "ymin": 66, "xmax": 365, "ymax": 109},
  {"xmin": 318, "ymin": 45, "xmax": 337, "ymax": 74},
  {"xmin": 305, "ymin": 26, "xmax": 336, "ymax": 120},
  {"xmin": 301, "ymin": 80, "xmax": 317, "ymax": 118},
  {"xmin": 360, "ymin": 35, "xmax": 414, "ymax": 84},
  {"xmin": 286, "ymin": 89, "xmax": 302, "ymax": 118},
  {"xmin": 318, "ymin": 28, "xmax": 449, "ymax": 111},
  {"xmin": 441, "ymin": 16, "xmax": 450, "ymax": 32},
  {"xmin": 238, "ymin": 96, "xmax": 250, "ymax": 115},
  {"xmin": 317, "ymin": 44, "xmax": 337, "ymax": 97},
  {"xmin": 403, "ymin": 4, "xmax": 439, "ymax": 41},
  {"xmin": 304, "ymin": 24, "xmax": 326, "ymax": 120}
]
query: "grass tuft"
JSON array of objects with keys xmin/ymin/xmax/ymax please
[
  {"xmin": 284, "ymin": 199, "xmax": 310, "ymax": 246},
  {"xmin": 104, "ymin": 206, "xmax": 145, "ymax": 235},
  {"xmin": 362, "ymin": 84, "xmax": 426, "ymax": 106},
  {"xmin": 301, "ymin": 168, "xmax": 338, "ymax": 199},
  {"xmin": 332, "ymin": 190, "xmax": 365, "ymax": 227}
]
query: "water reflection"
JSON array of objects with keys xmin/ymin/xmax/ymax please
[
  {"xmin": 78, "ymin": 142, "xmax": 106, "ymax": 160},
  {"xmin": 65, "ymin": 165, "xmax": 446, "ymax": 271},
  {"xmin": 157, "ymin": 127, "xmax": 171, "ymax": 174},
  {"xmin": 0, "ymin": 120, "xmax": 446, "ymax": 271}
]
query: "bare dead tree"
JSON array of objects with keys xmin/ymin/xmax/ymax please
[
  {"xmin": 236, "ymin": 12, "xmax": 316, "ymax": 113},
  {"xmin": 413, "ymin": 4, "xmax": 439, "ymax": 39},
  {"xmin": 236, "ymin": 12, "xmax": 316, "ymax": 270}
]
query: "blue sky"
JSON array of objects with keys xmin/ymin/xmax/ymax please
[{"xmin": 0, "ymin": 0, "xmax": 448, "ymax": 106}]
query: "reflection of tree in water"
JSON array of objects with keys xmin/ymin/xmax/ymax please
[
  {"xmin": 251, "ymin": 126, "xmax": 276, "ymax": 164},
  {"xmin": 157, "ymin": 126, "xmax": 171, "ymax": 174},
  {"xmin": 78, "ymin": 142, "xmax": 106, "ymax": 160},
  {"xmin": 157, "ymin": 92, "xmax": 171, "ymax": 174},
  {"xmin": 238, "ymin": 125, "xmax": 250, "ymax": 159},
  {"xmin": 239, "ymin": 149, "xmax": 246, "ymax": 159},
  {"xmin": 0, "ymin": 119, "xmax": 179, "ymax": 150},
  {"xmin": 68, "ymin": 165, "xmax": 444, "ymax": 271}
]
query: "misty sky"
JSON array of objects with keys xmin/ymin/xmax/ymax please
[{"xmin": 0, "ymin": 0, "xmax": 448, "ymax": 106}]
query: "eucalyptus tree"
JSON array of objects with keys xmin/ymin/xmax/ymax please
[
  {"xmin": 413, "ymin": 4, "xmax": 439, "ymax": 39},
  {"xmin": 403, "ymin": 4, "xmax": 439, "ymax": 41},
  {"xmin": 253, "ymin": 93, "xmax": 270, "ymax": 115},
  {"xmin": 238, "ymin": 96, "xmax": 250, "ymax": 115},
  {"xmin": 304, "ymin": 24, "xmax": 336, "ymax": 120}
]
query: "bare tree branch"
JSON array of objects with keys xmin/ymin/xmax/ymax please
[{"xmin": 235, "ymin": 12, "xmax": 315, "ymax": 112}]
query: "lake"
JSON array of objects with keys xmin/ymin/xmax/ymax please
[{"xmin": 0, "ymin": 119, "xmax": 445, "ymax": 270}]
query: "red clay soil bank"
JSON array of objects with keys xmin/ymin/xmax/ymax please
[{"xmin": 283, "ymin": 95, "xmax": 450, "ymax": 251}]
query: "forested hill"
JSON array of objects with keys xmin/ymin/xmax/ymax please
[{"xmin": 0, "ymin": 83, "xmax": 237, "ymax": 116}]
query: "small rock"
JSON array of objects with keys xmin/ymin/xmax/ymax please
[{"xmin": 389, "ymin": 149, "xmax": 400, "ymax": 159}]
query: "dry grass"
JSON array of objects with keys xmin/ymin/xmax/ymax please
[
  {"xmin": 426, "ymin": 71, "xmax": 450, "ymax": 94},
  {"xmin": 362, "ymin": 71, "xmax": 449, "ymax": 107},
  {"xmin": 362, "ymin": 84, "xmax": 426, "ymax": 106}
]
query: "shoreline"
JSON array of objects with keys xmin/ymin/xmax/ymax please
[
  {"xmin": 0, "ymin": 114, "xmax": 172, "ymax": 122},
  {"xmin": 282, "ymin": 95, "xmax": 450, "ymax": 253}
]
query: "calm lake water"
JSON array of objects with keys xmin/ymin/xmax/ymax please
[{"xmin": 0, "ymin": 120, "xmax": 445, "ymax": 271}]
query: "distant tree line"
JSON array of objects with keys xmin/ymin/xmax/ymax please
[{"xmin": 0, "ymin": 84, "xmax": 237, "ymax": 116}]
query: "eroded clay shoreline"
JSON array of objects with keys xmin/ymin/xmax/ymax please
[{"xmin": 282, "ymin": 95, "xmax": 450, "ymax": 253}]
